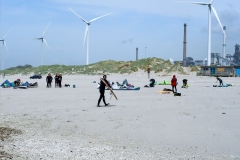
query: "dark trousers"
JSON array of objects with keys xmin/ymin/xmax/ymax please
[
  {"xmin": 14, "ymin": 81, "xmax": 20, "ymax": 86},
  {"xmin": 47, "ymin": 82, "xmax": 52, "ymax": 88},
  {"xmin": 98, "ymin": 90, "xmax": 106, "ymax": 105},
  {"xmin": 219, "ymin": 81, "xmax": 223, "ymax": 86},
  {"xmin": 172, "ymin": 86, "xmax": 177, "ymax": 93},
  {"xmin": 59, "ymin": 81, "xmax": 62, "ymax": 88},
  {"xmin": 55, "ymin": 81, "xmax": 58, "ymax": 87}
]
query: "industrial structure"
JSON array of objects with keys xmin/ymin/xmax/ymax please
[
  {"xmin": 222, "ymin": 26, "xmax": 226, "ymax": 65},
  {"xmin": 197, "ymin": 44, "xmax": 240, "ymax": 77},
  {"xmin": 197, "ymin": 66, "xmax": 239, "ymax": 77},
  {"xmin": 136, "ymin": 48, "xmax": 138, "ymax": 61},
  {"xmin": 226, "ymin": 44, "xmax": 240, "ymax": 65},
  {"xmin": 183, "ymin": 23, "xmax": 187, "ymax": 67},
  {"xmin": 211, "ymin": 44, "xmax": 240, "ymax": 66}
]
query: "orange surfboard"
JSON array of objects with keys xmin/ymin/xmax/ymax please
[{"xmin": 100, "ymin": 78, "xmax": 118, "ymax": 100}]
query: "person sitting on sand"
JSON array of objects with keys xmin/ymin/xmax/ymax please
[
  {"xmin": 149, "ymin": 79, "xmax": 155, "ymax": 87},
  {"xmin": 171, "ymin": 75, "xmax": 177, "ymax": 93},
  {"xmin": 98, "ymin": 75, "xmax": 111, "ymax": 107},
  {"xmin": 14, "ymin": 78, "xmax": 21, "ymax": 87},
  {"xmin": 216, "ymin": 77, "xmax": 223, "ymax": 86},
  {"xmin": 46, "ymin": 73, "xmax": 53, "ymax": 88}
]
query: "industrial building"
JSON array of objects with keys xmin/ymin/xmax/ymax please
[{"xmin": 197, "ymin": 66, "xmax": 240, "ymax": 77}]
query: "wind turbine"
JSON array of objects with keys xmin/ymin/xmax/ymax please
[
  {"xmin": 0, "ymin": 28, "xmax": 12, "ymax": 70},
  {"xmin": 68, "ymin": 8, "xmax": 112, "ymax": 65},
  {"xmin": 32, "ymin": 21, "xmax": 51, "ymax": 66},
  {"xmin": 179, "ymin": 0, "xmax": 226, "ymax": 66}
]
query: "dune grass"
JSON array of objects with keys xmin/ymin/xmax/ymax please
[{"xmin": 0, "ymin": 58, "xmax": 188, "ymax": 76}]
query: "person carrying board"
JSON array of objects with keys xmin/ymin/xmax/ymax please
[{"xmin": 98, "ymin": 75, "xmax": 111, "ymax": 107}]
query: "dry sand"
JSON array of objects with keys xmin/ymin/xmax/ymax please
[{"xmin": 0, "ymin": 73, "xmax": 240, "ymax": 159}]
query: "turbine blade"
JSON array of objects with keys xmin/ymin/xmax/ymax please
[
  {"xmin": 211, "ymin": 6, "xmax": 226, "ymax": 37},
  {"xmin": 31, "ymin": 38, "xmax": 42, "ymax": 40},
  {"xmin": 42, "ymin": 21, "xmax": 51, "ymax": 37},
  {"xmin": 3, "ymin": 41, "xmax": 9, "ymax": 53},
  {"xmin": 189, "ymin": 2, "xmax": 208, "ymax": 5},
  {"xmin": 3, "ymin": 27, "xmax": 13, "ymax": 39},
  {"xmin": 89, "ymin": 13, "xmax": 112, "ymax": 23},
  {"xmin": 174, "ymin": 1, "xmax": 208, "ymax": 5},
  {"xmin": 83, "ymin": 25, "xmax": 89, "ymax": 46},
  {"xmin": 68, "ymin": 7, "xmax": 88, "ymax": 24},
  {"xmin": 210, "ymin": 0, "xmax": 214, "ymax": 4},
  {"xmin": 43, "ymin": 39, "xmax": 51, "ymax": 51}
]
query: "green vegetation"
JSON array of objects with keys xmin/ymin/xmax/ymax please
[
  {"xmin": 0, "ymin": 58, "xmax": 188, "ymax": 75},
  {"xmin": 165, "ymin": 63, "xmax": 186, "ymax": 74},
  {"xmin": 190, "ymin": 65, "xmax": 200, "ymax": 72}
]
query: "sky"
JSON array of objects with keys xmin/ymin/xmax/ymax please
[{"xmin": 0, "ymin": 0, "xmax": 239, "ymax": 68}]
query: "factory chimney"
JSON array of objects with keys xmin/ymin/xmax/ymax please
[
  {"xmin": 183, "ymin": 23, "xmax": 187, "ymax": 67},
  {"xmin": 136, "ymin": 47, "xmax": 138, "ymax": 61}
]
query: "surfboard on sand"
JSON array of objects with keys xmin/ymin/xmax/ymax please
[{"xmin": 100, "ymin": 78, "xmax": 118, "ymax": 100}]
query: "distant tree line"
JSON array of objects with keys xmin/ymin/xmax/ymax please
[{"xmin": 6, "ymin": 64, "xmax": 33, "ymax": 70}]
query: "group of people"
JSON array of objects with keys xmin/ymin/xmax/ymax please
[
  {"xmin": 98, "ymin": 74, "xmax": 224, "ymax": 106},
  {"xmin": 170, "ymin": 75, "xmax": 224, "ymax": 93},
  {"xmin": 46, "ymin": 73, "xmax": 63, "ymax": 88}
]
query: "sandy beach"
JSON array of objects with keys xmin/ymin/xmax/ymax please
[{"xmin": 0, "ymin": 73, "xmax": 240, "ymax": 159}]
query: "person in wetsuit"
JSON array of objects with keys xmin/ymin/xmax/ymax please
[
  {"xmin": 14, "ymin": 78, "xmax": 21, "ymax": 87},
  {"xmin": 54, "ymin": 74, "xmax": 59, "ymax": 88},
  {"xmin": 98, "ymin": 75, "xmax": 111, "ymax": 107},
  {"xmin": 46, "ymin": 73, "xmax": 53, "ymax": 88},
  {"xmin": 216, "ymin": 77, "xmax": 223, "ymax": 86},
  {"xmin": 58, "ymin": 74, "xmax": 62, "ymax": 88}
]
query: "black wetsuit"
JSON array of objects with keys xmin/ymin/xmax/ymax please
[
  {"xmin": 46, "ymin": 76, "xmax": 53, "ymax": 88},
  {"xmin": 149, "ymin": 79, "xmax": 155, "ymax": 87},
  {"xmin": 98, "ymin": 79, "xmax": 111, "ymax": 106},
  {"xmin": 217, "ymin": 78, "xmax": 223, "ymax": 86},
  {"xmin": 58, "ymin": 76, "xmax": 62, "ymax": 88},
  {"xmin": 14, "ymin": 80, "xmax": 21, "ymax": 87}
]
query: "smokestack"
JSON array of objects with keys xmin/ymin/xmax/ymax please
[
  {"xmin": 136, "ymin": 47, "xmax": 138, "ymax": 61},
  {"xmin": 183, "ymin": 23, "xmax": 187, "ymax": 67},
  {"xmin": 222, "ymin": 26, "xmax": 226, "ymax": 66}
]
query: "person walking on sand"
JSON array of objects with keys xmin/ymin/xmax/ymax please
[
  {"xmin": 98, "ymin": 75, "xmax": 111, "ymax": 107},
  {"xmin": 46, "ymin": 73, "xmax": 53, "ymax": 88},
  {"xmin": 171, "ymin": 75, "xmax": 177, "ymax": 93},
  {"xmin": 216, "ymin": 76, "xmax": 223, "ymax": 86}
]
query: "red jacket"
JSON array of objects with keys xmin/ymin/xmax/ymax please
[{"xmin": 171, "ymin": 75, "xmax": 177, "ymax": 86}]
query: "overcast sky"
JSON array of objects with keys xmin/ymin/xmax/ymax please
[{"xmin": 0, "ymin": 0, "xmax": 239, "ymax": 68}]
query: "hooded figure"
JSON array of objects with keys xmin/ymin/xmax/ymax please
[{"xmin": 171, "ymin": 75, "xmax": 177, "ymax": 93}]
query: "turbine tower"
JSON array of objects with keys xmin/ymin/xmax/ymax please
[
  {"xmin": 68, "ymin": 8, "xmax": 112, "ymax": 65},
  {"xmin": 181, "ymin": 0, "xmax": 226, "ymax": 66},
  {"xmin": 32, "ymin": 21, "xmax": 51, "ymax": 66},
  {"xmin": 0, "ymin": 28, "xmax": 12, "ymax": 70}
]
